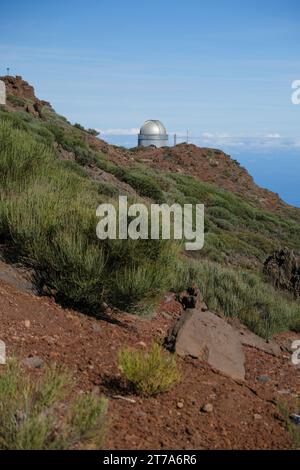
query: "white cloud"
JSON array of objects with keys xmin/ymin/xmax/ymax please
[
  {"xmin": 202, "ymin": 132, "xmax": 231, "ymax": 140},
  {"xmin": 98, "ymin": 128, "xmax": 300, "ymax": 151},
  {"xmin": 264, "ymin": 133, "xmax": 281, "ymax": 139},
  {"xmin": 98, "ymin": 128, "xmax": 139, "ymax": 136},
  {"xmin": 185, "ymin": 132, "xmax": 300, "ymax": 151}
]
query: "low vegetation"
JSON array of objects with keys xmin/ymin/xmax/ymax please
[
  {"xmin": 0, "ymin": 117, "xmax": 179, "ymax": 313},
  {"xmin": 277, "ymin": 401, "xmax": 300, "ymax": 450},
  {"xmin": 174, "ymin": 259, "xmax": 300, "ymax": 339},
  {"xmin": 0, "ymin": 358, "xmax": 108, "ymax": 450},
  {"xmin": 118, "ymin": 343, "xmax": 181, "ymax": 396},
  {"xmin": 1, "ymin": 98, "xmax": 300, "ymax": 338}
]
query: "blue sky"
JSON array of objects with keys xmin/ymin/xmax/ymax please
[{"xmin": 1, "ymin": 0, "xmax": 300, "ymax": 205}]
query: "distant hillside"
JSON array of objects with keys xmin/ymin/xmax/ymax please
[{"xmin": 1, "ymin": 75, "xmax": 300, "ymax": 338}]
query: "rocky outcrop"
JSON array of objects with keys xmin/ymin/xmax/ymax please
[
  {"xmin": 166, "ymin": 309, "xmax": 246, "ymax": 381},
  {"xmin": 264, "ymin": 248, "xmax": 300, "ymax": 298},
  {"xmin": 166, "ymin": 286, "xmax": 283, "ymax": 381},
  {"xmin": 2, "ymin": 75, "xmax": 36, "ymax": 101},
  {"xmin": 227, "ymin": 317, "xmax": 281, "ymax": 357},
  {"xmin": 0, "ymin": 75, "xmax": 50, "ymax": 111}
]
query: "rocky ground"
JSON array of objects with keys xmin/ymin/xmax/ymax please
[
  {"xmin": 1, "ymin": 75, "xmax": 300, "ymax": 450},
  {"xmin": 0, "ymin": 261, "xmax": 299, "ymax": 450}
]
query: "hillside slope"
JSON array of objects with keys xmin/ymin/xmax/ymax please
[
  {"xmin": 0, "ymin": 274, "xmax": 299, "ymax": 450},
  {"xmin": 1, "ymin": 76, "xmax": 300, "ymax": 451},
  {"xmin": 1, "ymin": 75, "xmax": 300, "ymax": 339},
  {"xmin": 3, "ymin": 75, "xmax": 299, "ymax": 216}
]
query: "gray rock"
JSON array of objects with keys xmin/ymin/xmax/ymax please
[
  {"xmin": 167, "ymin": 309, "xmax": 245, "ymax": 381},
  {"xmin": 238, "ymin": 326, "xmax": 281, "ymax": 357},
  {"xmin": 22, "ymin": 356, "xmax": 44, "ymax": 369},
  {"xmin": 257, "ymin": 375, "xmax": 271, "ymax": 384},
  {"xmin": 290, "ymin": 414, "xmax": 300, "ymax": 427}
]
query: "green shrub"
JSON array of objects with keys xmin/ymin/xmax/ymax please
[
  {"xmin": 118, "ymin": 343, "xmax": 181, "ymax": 396},
  {"xmin": 0, "ymin": 119, "xmax": 179, "ymax": 313},
  {"xmin": 74, "ymin": 123, "xmax": 85, "ymax": 131},
  {"xmin": 0, "ymin": 359, "xmax": 108, "ymax": 450},
  {"xmin": 87, "ymin": 128, "xmax": 99, "ymax": 136},
  {"xmin": 7, "ymin": 94, "xmax": 26, "ymax": 107}
]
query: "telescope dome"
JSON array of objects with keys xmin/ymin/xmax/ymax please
[{"xmin": 138, "ymin": 120, "xmax": 168, "ymax": 148}]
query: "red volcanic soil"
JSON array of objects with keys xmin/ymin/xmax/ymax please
[{"xmin": 0, "ymin": 272, "xmax": 299, "ymax": 450}]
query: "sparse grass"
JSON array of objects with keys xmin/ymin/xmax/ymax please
[
  {"xmin": 2, "ymin": 97, "xmax": 300, "ymax": 337},
  {"xmin": 0, "ymin": 358, "xmax": 108, "ymax": 450},
  {"xmin": 277, "ymin": 401, "xmax": 300, "ymax": 450},
  {"xmin": 118, "ymin": 343, "xmax": 181, "ymax": 396},
  {"xmin": 0, "ymin": 119, "xmax": 179, "ymax": 313},
  {"xmin": 7, "ymin": 94, "xmax": 26, "ymax": 107}
]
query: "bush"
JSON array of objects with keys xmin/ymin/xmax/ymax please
[
  {"xmin": 7, "ymin": 94, "xmax": 26, "ymax": 107},
  {"xmin": 87, "ymin": 128, "xmax": 99, "ymax": 137},
  {"xmin": 74, "ymin": 123, "xmax": 85, "ymax": 131},
  {"xmin": 0, "ymin": 119, "xmax": 179, "ymax": 313},
  {"xmin": 0, "ymin": 359, "xmax": 108, "ymax": 450},
  {"xmin": 118, "ymin": 343, "xmax": 181, "ymax": 396}
]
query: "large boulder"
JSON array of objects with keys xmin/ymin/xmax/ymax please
[{"xmin": 166, "ymin": 309, "xmax": 246, "ymax": 381}]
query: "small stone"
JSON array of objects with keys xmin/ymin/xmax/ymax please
[
  {"xmin": 277, "ymin": 389, "xmax": 291, "ymax": 395},
  {"xmin": 254, "ymin": 414, "xmax": 262, "ymax": 420},
  {"xmin": 161, "ymin": 312, "xmax": 172, "ymax": 319},
  {"xmin": 22, "ymin": 356, "xmax": 44, "ymax": 369},
  {"xmin": 138, "ymin": 341, "xmax": 147, "ymax": 348},
  {"xmin": 92, "ymin": 323, "xmax": 101, "ymax": 333},
  {"xmin": 24, "ymin": 320, "xmax": 31, "ymax": 328},
  {"xmin": 201, "ymin": 403, "xmax": 214, "ymax": 413},
  {"xmin": 257, "ymin": 375, "xmax": 271, "ymax": 384},
  {"xmin": 290, "ymin": 414, "xmax": 300, "ymax": 426},
  {"xmin": 177, "ymin": 401, "xmax": 184, "ymax": 409}
]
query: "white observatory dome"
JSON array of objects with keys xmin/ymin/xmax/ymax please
[
  {"xmin": 138, "ymin": 120, "xmax": 168, "ymax": 148},
  {"xmin": 140, "ymin": 120, "xmax": 167, "ymax": 136}
]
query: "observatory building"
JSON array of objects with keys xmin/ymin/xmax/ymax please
[
  {"xmin": 138, "ymin": 120, "xmax": 168, "ymax": 148},
  {"xmin": 0, "ymin": 80, "xmax": 6, "ymax": 105}
]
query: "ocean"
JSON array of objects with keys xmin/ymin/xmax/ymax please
[{"xmin": 102, "ymin": 135, "xmax": 300, "ymax": 209}]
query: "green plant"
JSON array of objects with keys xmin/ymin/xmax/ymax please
[
  {"xmin": 7, "ymin": 94, "xmax": 26, "ymax": 107},
  {"xmin": 0, "ymin": 358, "xmax": 108, "ymax": 450},
  {"xmin": 0, "ymin": 119, "xmax": 179, "ymax": 313},
  {"xmin": 87, "ymin": 128, "xmax": 99, "ymax": 136},
  {"xmin": 118, "ymin": 343, "xmax": 181, "ymax": 396},
  {"xmin": 277, "ymin": 401, "xmax": 300, "ymax": 450}
]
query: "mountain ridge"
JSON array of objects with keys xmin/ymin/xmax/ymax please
[{"xmin": 1, "ymin": 74, "xmax": 299, "ymax": 218}]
